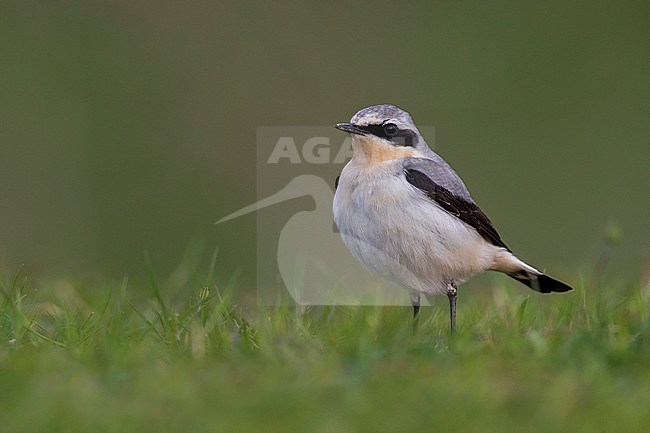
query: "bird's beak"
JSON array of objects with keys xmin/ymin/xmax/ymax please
[{"xmin": 334, "ymin": 123, "xmax": 367, "ymax": 136}]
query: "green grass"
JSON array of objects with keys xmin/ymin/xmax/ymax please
[{"xmin": 1, "ymin": 264, "xmax": 649, "ymax": 433}]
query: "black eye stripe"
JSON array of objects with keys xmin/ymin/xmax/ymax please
[{"xmin": 357, "ymin": 124, "xmax": 418, "ymax": 147}]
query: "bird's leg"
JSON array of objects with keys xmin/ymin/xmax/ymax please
[
  {"xmin": 446, "ymin": 281, "xmax": 457, "ymax": 334},
  {"xmin": 411, "ymin": 293, "xmax": 421, "ymax": 334}
]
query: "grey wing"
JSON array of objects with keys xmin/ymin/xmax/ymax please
[
  {"xmin": 402, "ymin": 157, "xmax": 509, "ymax": 250},
  {"xmin": 402, "ymin": 156, "xmax": 473, "ymax": 202}
]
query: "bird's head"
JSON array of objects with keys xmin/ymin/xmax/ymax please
[{"xmin": 334, "ymin": 104, "xmax": 429, "ymax": 164}]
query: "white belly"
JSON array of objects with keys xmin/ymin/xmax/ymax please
[{"xmin": 333, "ymin": 163, "xmax": 497, "ymax": 296}]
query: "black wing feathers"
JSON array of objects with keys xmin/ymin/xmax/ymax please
[{"xmin": 404, "ymin": 169, "xmax": 509, "ymax": 251}]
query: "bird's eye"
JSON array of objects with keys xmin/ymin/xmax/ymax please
[{"xmin": 383, "ymin": 123, "xmax": 398, "ymax": 136}]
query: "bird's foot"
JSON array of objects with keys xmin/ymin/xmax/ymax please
[
  {"xmin": 411, "ymin": 293, "xmax": 421, "ymax": 335},
  {"xmin": 446, "ymin": 282, "xmax": 457, "ymax": 334}
]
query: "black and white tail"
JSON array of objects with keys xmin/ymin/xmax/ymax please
[
  {"xmin": 494, "ymin": 252, "xmax": 573, "ymax": 293},
  {"xmin": 509, "ymin": 270, "xmax": 573, "ymax": 293}
]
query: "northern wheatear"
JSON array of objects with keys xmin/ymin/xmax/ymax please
[{"xmin": 333, "ymin": 104, "xmax": 572, "ymax": 332}]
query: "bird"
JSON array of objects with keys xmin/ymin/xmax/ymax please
[{"xmin": 332, "ymin": 104, "xmax": 572, "ymax": 333}]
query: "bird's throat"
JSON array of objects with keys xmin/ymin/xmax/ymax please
[{"xmin": 351, "ymin": 137, "xmax": 416, "ymax": 166}]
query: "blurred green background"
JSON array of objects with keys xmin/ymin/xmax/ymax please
[{"xmin": 1, "ymin": 1, "xmax": 648, "ymax": 288}]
